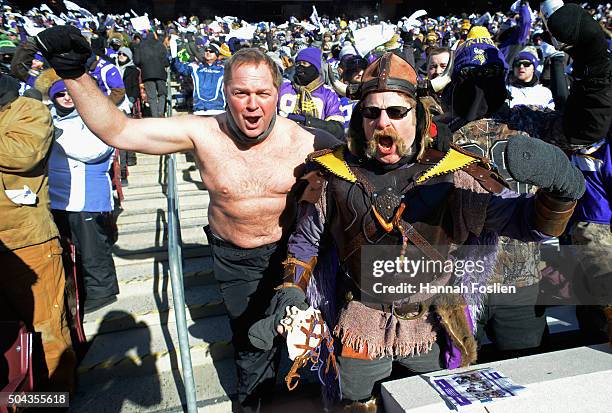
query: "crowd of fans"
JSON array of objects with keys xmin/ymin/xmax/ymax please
[{"xmin": 0, "ymin": 0, "xmax": 610, "ymax": 410}]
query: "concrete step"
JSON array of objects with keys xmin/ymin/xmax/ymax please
[
  {"xmin": 118, "ymin": 213, "xmax": 207, "ymax": 235},
  {"xmin": 133, "ymin": 153, "xmax": 192, "ymax": 165},
  {"xmin": 127, "ymin": 161, "xmax": 196, "ymax": 175},
  {"xmin": 120, "ymin": 185, "xmax": 204, "ymax": 203},
  {"xmin": 70, "ymin": 358, "xmax": 237, "ymax": 413},
  {"xmin": 113, "ymin": 221, "xmax": 209, "ymax": 253},
  {"xmin": 122, "ymin": 180, "xmax": 205, "ymax": 196},
  {"xmin": 112, "ymin": 242, "xmax": 210, "ymax": 262},
  {"xmin": 117, "ymin": 205, "xmax": 206, "ymax": 227},
  {"xmin": 117, "ymin": 266, "xmax": 214, "ymax": 296},
  {"xmin": 83, "ymin": 283, "xmax": 224, "ymax": 338},
  {"xmin": 79, "ymin": 315, "xmax": 233, "ymax": 378},
  {"xmin": 118, "ymin": 194, "xmax": 209, "ymax": 219},
  {"xmin": 114, "ymin": 248, "xmax": 212, "ymax": 276},
  {"xmin": 127, "ymin": 169, "xmax": 202, "ymax": 187}
]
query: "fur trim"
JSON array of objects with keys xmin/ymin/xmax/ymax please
[
  {"xmin": 34, "ymin": 69, "xmax": 61, "ymax": 100},
  {"xmin": 434, "ymin": 293, "xmax": 477, "ymax": 367},
  {"xmin": 342, "ymin": 398, "xmax": 379, "ymax": 413}
]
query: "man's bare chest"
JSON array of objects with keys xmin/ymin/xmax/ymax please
[{"xmin": 199, "ymin": 146, "xmax": 307, "ymax": 200}]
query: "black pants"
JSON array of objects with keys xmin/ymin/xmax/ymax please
[
  {"xmin": 143, "ymin": 79, "xmax": 167, "ymax": 118},
  {"xmin": 338, "ymin": 341, "xmax": 443, "ymax": 401},
  {"xmin": 477, "ymin": 284, "xmax": 546, "ymax": 352},
  {"xmin": 204, "ymin": 226, "xmax": 285, "ymax": 408},
  {"xmin": 52, "ymin": 210, "xmax": 119, "ymax": 300}
]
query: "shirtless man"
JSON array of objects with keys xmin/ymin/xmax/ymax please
[{"xmin": 32, "ymin": 26, "xmax": 338, "ymax": 411}]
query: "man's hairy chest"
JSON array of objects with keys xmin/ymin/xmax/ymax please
[{"xmin": 197, "ymin": 143, "xmax": 308, "ymax": 201}]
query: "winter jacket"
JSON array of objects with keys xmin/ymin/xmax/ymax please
[
  {"xmin": 89, "ymin": 58, "xmax": 126, "ymax": 109},
  {"xmin": 134, "ymin": 38, "xmax": 170, "ymax": 81},
  {"xmin": 48, "ymin": 107, "xmax": 114, "ymax": 213},
  {"xmin": 0, "ymin": 97, "xmax": 58, "ymax": 251},
  {"xmin": 172, "ymin": 59, "xmax": 225, "ymax": 113},
  {"xmin": 278, "ymin": 80, "xmax": 344, "ymax": 123}
]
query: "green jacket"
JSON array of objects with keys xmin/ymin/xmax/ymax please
[{"xmin": 0, "ymin": 96, "xmax": 58, "ymax": 251}]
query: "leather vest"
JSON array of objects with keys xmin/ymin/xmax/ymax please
[{"xmin": 325, "ymin": 152, "xmax": 456, "ymax": 299}]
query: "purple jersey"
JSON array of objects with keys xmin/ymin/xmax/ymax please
[
  {"xmin": 339, "ymin": 96, "xmax": 357, "ymax": 131},
  {"xmin": 571, "ymin": 139, "xmax": 612, "ymax": 225},
  {"xmin": 89, "ymin": 58, "xmax": 125, "ymax": 96},
  {"xmin": 278, "ymin": 80, "xmax": 344, "ymax": 122}
]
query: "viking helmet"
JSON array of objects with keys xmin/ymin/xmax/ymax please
[
  {"xmin": 347, "ymin": 52, "xmax": 435, "ymax": 161},
  {"xmin": 347, "ymin": 52, "xmax": 418, "ymax": 100}
]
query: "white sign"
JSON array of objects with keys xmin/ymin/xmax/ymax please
[
  {"xmin": 353, "ymin": 23, "xmax": 396, "ymax": 57},
  {"xmin": 228, "ymin": 24, "xmax": 256, "ymax": 40},
  {"xmin": 130, "ymin": 16, "xmax": 151, "ymax": 32}
]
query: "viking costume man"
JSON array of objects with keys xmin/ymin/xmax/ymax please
[{"xmin": 248, "ymin": 52, "xmax": 585, "ymax": 411}]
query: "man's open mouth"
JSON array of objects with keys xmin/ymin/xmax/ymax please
[
  {"xmin": 378, "ymin": 136, "xmax": 395, "ymax": 154},
  {"xmin": 244, "ymin": 115, "xmax": 261, "ymax": 128}
]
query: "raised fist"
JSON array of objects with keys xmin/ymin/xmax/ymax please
[
  {"xmin": 505, "ymin": 135, "xmax": 585, "ymax": 201},
  {"xmin": 36, "ymin": 25, "xmax": 92, "ymax": 79}
]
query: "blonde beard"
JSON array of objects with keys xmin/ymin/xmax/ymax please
[{"xmin": 365, "ymin": 127, "xmax": 415, "ymax": 160}]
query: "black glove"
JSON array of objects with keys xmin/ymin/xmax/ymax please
[
  {"xmin": 248, "ymin": 286, "xmax": 308, "ymax": 351},
  {"xmin": 505, "ymin": 135, "xmax": 585, "ymax": 200},
  {"xmin": 546, "ymin": 3, "xmax": 609, "ymax": 71},
  {"xmin": 288, "ymin": 113, "xmax": 345, "ymax": 141},
  {"xmin": 432, "ymin": 118, "xmax": 452, "ymax": 153},
  {"xmin": 399, "ymin": 29, "xmax": 413, "ymax": 46},
  {"xmin": 36, "ymin": 25, "xmax": 92, "ymax": 79}
]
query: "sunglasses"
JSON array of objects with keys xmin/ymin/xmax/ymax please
[
  {"xmin": 513, "ymin": 61, "xmax": 533, "ymax": 68},
  {"xmin": 54, "ymin": 91, "xmax": 68, "ymax": 98},
  {"xmin": 361, "ymin": 106, "xmax": 413, "ymax": 120},
  {"xmin": 118, "ymin": 52, "xmax": 128, "ymax": 57},
  {"xmin": 458, "ymin": 64, "xmax": 504, "ymax": 79},
  {"xmin": 205, "ymin": 48, "xmax": 216, "ymax": 53}
]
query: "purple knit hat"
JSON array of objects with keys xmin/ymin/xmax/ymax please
[
  {"xmin": 514, "ymin": 50, "xmax": 540, "ymax": 69},
  {"xmin": 453, "ymin": 27, "xmax": 509, "ymax": 78},
  {"xmin": 49, "ymin": 80, "xmax": 67, "ymax": 99},
  {"xmin": 295, "ymin": 47, "xmax": 322, "ymax": 73}
]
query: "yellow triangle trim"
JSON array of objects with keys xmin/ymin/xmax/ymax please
[
  {"xmin": 312, "ymin": 147, "xmax": 357, "ymax": 183},
  {"xmin": 416, "ymin": 148, "xmax": 480, "ymax": 184}
]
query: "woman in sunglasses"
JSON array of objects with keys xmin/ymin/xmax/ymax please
[
  {"xmin": 45, "ymin": 76, "xmax": 119, "ymax": 314},
  {"xmin": 507, "ymin": 48, "xmax": 555, "ymax": 110}
]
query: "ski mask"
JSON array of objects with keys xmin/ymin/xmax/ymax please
[
  {"xmin": 443, "ymin": 68, "xmax": 508, "ymax": 124},
  {"xmin": 294, "ymin": 64, "xmax": 319, "ymax": 86},
  {"xmin": 294, "ymin": 47, "xmax": 322, "ymax": 86},
  {"xmin": 442, "ymin": 27, "xmax": 509, "ymax": 129}
]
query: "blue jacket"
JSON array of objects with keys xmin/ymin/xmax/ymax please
[
  {"xmin": 173, "ymin": 58, "xmax": 225, "ymax": 113},
  {"xmin": 48, "ymin": 108, "xmax": 114, "ymax": 213}
]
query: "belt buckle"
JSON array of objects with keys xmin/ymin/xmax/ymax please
[{"xmin": 393, "ymin": 303, "xmax": 427, "ymax": 320}]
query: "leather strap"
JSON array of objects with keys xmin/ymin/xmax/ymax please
[
  {"xmin": 395, "ymin": 218, "xmax": 447, "ymax": 263},
  {"xmin": 360, "ymin": 300, "xmax": 424, "ymax": 316},
  {"xmin": 282, "ymin": 256, "xmax": 318, "ymax": 293},
  {"xmin": 533, "ymin": 191, "xmax": 576, "ymax": 237}
]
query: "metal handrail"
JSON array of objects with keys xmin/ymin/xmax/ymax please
[{"xmin": 165, "ymin": 71, "xmax": 198, "ymax": 413}]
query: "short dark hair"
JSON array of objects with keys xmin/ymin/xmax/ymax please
[{"xmin": 223, "ymin": 48, "xmax": 282, "ymax": 90}]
